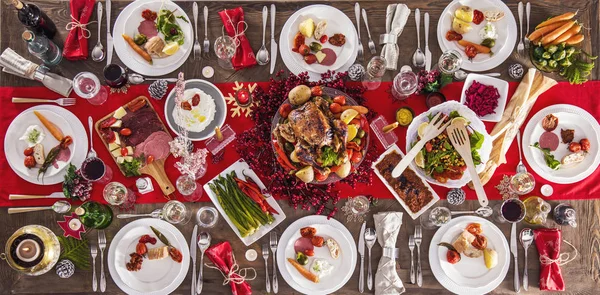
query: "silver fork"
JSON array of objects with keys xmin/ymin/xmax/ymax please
[
  {"xmin": 91, "ymin": 245, "xmax": 98, "ymax": 292},
  {"xmin": 269, "ymin": 232, "xmax": 278, "ymax": 294},
  {"xmin": 517, "ymin": 2, "xmax": 524, "ymax": 56},
  {"xmin": 192, "ymin": 2, "xmax": 201, "ymax": 60},
  {"xmin": 408, "ymin": 235, "xmax": 415, "ymax": 284},
  {"xmin": 98, "ymin": 230, "xmax": 107, "ymax": 292},
  {"xmin": 12, "ymin": 97, "xmax": 76, "ymax": 106},
  {"xmin": 354, "ymin": 3, "xmax": 364, "ymax": 62},
  {"xmin": 203, "ymin": 6, "xmax": 210, "ymax": 54},
  {"xmin": 414, "ymin": 226, "xmax": 423, "ymax": 287},
  {"xmin": 361, "ymin": 9, "xmax": 376, "ymax": 54},
  {"xmin": 262, "ymin": 244, "xmax": 271, "ymax": 293},
  {"xmin": 525, "ymin": 2, "xmax": 531, "ymax": 49}
]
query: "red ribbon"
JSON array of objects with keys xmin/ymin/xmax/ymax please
[{"xmin": 63, "ymin": 0, "xmax": 96, "ymax": 60}]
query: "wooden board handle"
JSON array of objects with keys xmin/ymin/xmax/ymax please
[{"xmin": 140, "ymin": 159, "xmax": 175, "ymax": 196}]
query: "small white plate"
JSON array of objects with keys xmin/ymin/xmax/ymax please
[
  {"xmin": 437, "ymin": 0, "xmax": 517, "ymax": 72},
  {"xmin": 277, "ymin": 215, "xmax": 357, "ymax": 295},
  {"xmin": 372, "ymin": 144, "xmax": 440, "ymax": 220},
  {"xmin": 203, "ymin": 159, "xmax": 286, "ymax": 246},
  {"xmin": 108, "ymin": 218, "xmax": 190, "ymax": 295},
  {"xmin": 429, "ymin": 216, "xmax": 509, "ymax": 294},
  {"xmin": 522, "ymin": 104, "xmax": 600, "ymax": 184},
  {"xmin": 460, "ymin": 74, "xmax": 509, "ymax": 122}
]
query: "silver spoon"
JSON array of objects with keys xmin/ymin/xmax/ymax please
[
  {"xmin": 8, "ymin": 200, "xmax": 71, "ymax": 214},
  {"xmin": 453, "ymin": 70, "xmax": 501, "ymax": 80},
  {"xmin": 255, "ymin": 6, "xmax": 270, "ymax": 66},
  {"xmin": 520, "ymin": 228, "xmax": 534, "ymax": 291},
  {"xmin": 451, "ymin": 206, "xmax": 493, "ymax": 218},
  {"xmin": 117, "ymin": 209, "xmax": 162, "ymax": 219},
  {"xmin": 91, "ymin": 2, "xmax": 105, "ymax": 62},
  {"xmin": 364, "ymin": 228, "xmax": 377, "ymax": 291},
  {"xmin": 196, "ymin": 232, "xmax": 211, "ymax": 294},
  {"xmin": 411, "ymin": 8, "xmax": 425, "ymax": 68},
  {"xmin": 516, "ymin": 129, "xmax": 527, "ymax": 173},
  {"xmin": 127, "ymin": 73, "xmax": 178, "ymax": 84},
  {"xmin": 87, "ymin": 116, "xmax": 97, "ymax": 158}
]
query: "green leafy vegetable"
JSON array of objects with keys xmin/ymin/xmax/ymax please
[
  {"xmin": 120, "ymin": 156, "xmax": 143, "ymax": 177},
  {"xmin": 449, "ymin": 111, "xmax": 461, "ymax": 119},
  {"xmin": 469, "ymin": 130, "xmax": 484, "ymax": 150},
  {"xmin": 157, "ymin": 9, "xmax": 185, "ymax": 45},
  {"xmin": 531, "ymin": 142, "xmax": 561, "ymax": 170},
  {"xmin": 28, "ymin": 128, "xmax": 41, "ymax": 143},
  {"xmin": 320, "ymin": 146, "xmax": 342, "ymax": 167},
  {"xmin": 424, "ymin": 80, "xmax": 440, "ymax": 93},
  {"xmin": 150, "ymin": 226, "xmax": 172, "ymax": 246},
  {"xmin": 57, "ymin": 236, "xmax": 90, "ymax": 270}
]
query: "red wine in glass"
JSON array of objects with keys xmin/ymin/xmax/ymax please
[
  {"xmin": 81, "ymin": 157, "xmax": 106, "ymax": 182},
  {"xmin": 103, "ymin": 64, "xmax": 127, "ymax": 88},
  {"xmin": 501, "ymin": 199, "xmax": 525, "ymax": 223}
]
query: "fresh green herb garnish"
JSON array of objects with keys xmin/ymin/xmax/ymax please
[
  {"xmin": 157, "ymin": 9, "xmax": 185, "ymax": 45},
  {"xmin": 120, "ymin": 156, "xmax": 144, "ymax": 177},
  {"xmin": 28, "ymin": 128, "xmax": 40, "ymax": 143},
  {"xmin": 320, "ymin": 146, "xmax": 342, "ymax": 167},
  {"xmin": 531, "ymin": 142, "xmax": 561, "ymax": 170},
  {"xmin": 62, "ymin": 164, "xmax": 78, "ymax": 200}
]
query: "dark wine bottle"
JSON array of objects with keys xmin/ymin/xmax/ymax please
[{"xmin": 10, "ymin": 0, "xmax": 57, "ymax": 39}]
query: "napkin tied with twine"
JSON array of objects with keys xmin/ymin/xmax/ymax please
[
  {"xmin": 374, "ymin": 212, "xmax": 405, "ymax": 294},
  {"xmin": 63, "ymin": 0, "xmax": 96, "ymax": 60},
  {"xmin": 218, "ymin": 7, "xmax": 257, "ymax": 70},
  {"xmin": 379, "ymin": 4, "xmax": 411, "ymax": 70}
]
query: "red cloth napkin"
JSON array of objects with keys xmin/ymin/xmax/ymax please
[
  {"xmin": 63, "ymin": 0, "xmax": 96, "ymax": 60},
  {"xmin": 205, "ymin": 241, "xmax": 252, "ymax": 295},
  {"xmin": 218, "ymin": 7, "xmax": 257, "ymax": 70},
  {"xmin": 534, "ymin": 228, "xmax": 565, "ymax": 291}
]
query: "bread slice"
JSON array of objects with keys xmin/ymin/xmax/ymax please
[{"xmin": 147, "ymin": 246, "xmax": 169, "ymax": 260}]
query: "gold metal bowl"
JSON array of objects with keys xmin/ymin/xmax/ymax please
[{"xmin": 1, "ymin": 225, "xmax": 60, "ymax": 276}]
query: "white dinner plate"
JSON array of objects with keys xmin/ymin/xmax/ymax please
[
  {"xmin": 405, "ymin": 101, "xmax": 493, "ymax": 188},
  {"xmin": 522, "ymin": 104, "xmax": 600, "ymax": 184},
  {"xmin": 4, "ymin": 105, "xmax": 87, "ymax": 185},
  {"xmin": 203, "ymin": 159, "xmax": 286, "ymax": 246},
  {"xmin": 437, "ymin": 0, "xmax": 517, "ymax": 72},
  {"xmin": 277, "ymin": 215, "xmax": 356, "ymax": 295},
  {"xmin": 429, "ymin": 216, "xmax": 509, "ymax": 294},
  {"xmin": 108, "ymin": 218, "xmax": 190, "ymax": 295},
  {"xmin": 113, "ymin": 0, "xmax": 193, "ymax": 76},
  {"xmin": 280, "ymin": 5, "xmax": 358, "ymax": 81}
]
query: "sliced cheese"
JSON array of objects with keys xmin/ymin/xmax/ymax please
[
  {"xmin": 113, "ymin": 132, "xmax": 121, "ymax": 145},
  {"xmin": 111, "ymin": 148, "xmax": 123, "ymax": 158},
  {"xmin": 116, "ymin": 156, "xmax": 125, "ymax": 164},
  {"xmin": 126, "ymin": 146, "xmax": 134, "ymax": 155},
  {"xmin": 113, "ymin": 107, "xmax": 127, "ymax": 119},
  {"xmin": 315, "ymin": 51, "xmax": 326, "ymax": 63},
  {"xmin": 124, "ymin": 156, "xmax": 133, "ymax": 162},
  {"xmin": 108, "ymin": 142, "xmax": 120, "ymax": 151},
  {"xmin": 110, "ymin": 120, "xmax": 122, "ymax": 128}
]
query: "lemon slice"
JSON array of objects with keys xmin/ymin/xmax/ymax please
[
  {"xmin": 451, "ymin": 117, "xmax": 469, "ymax": 126},
  {"xmin": 162, "ymin": 42, "xmax": 179, "ymax": 55},
  {"xmin": 340, "ymin": 109, "xmax": 359, "ymax": 124},
  {"xmin": 417, "ymin": 122, "xmax": 429, "ymax": 138},
  {"xmin": 415, "ymin": 150, "xmax": 425, "ymax": 168},
  {"xmin": 347, "ymin": 124, "xmax": 358, "ymax": 142}
]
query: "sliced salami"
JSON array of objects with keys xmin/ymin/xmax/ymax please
[
  {"xmin": 319, "ymin": 48, "xmax": 337, "ymax": 66},
  {"xmin": 539, "ymin": 131, "xmax": 559, "ymax": 151}
]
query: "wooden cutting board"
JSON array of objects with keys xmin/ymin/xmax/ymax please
[{"xmin": 95, "ymin": 96, "xmax": 175, "ymax": 196}]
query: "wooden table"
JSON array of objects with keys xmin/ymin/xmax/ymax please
[{"xmin": 1, "ymin": 1, "xmax": 599, "ymax": 294}]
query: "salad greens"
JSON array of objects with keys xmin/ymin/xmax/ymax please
[
  {"xmin": 120, "ymin": 156, "xmax": 143, "ymax": 177},
  {"xmin": 531, "ymin": 142, "xmax": 561, "ymax": 170},
  {"xmin": 157, "ymin": 9, "xmax": 186, "ymax": 45},
  {"xmin": 320, "ymin": 146, "xmax": 342, "ymax": 167}
]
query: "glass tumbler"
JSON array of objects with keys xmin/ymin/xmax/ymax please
[
  {"xmin": 391, "ymin": 66, "xmax": 418, "ymax": 100},
  {"xmin": 176, "ymin": 174, "xmax": 203, "ymax": 202}
]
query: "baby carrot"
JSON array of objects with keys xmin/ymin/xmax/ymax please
[
  {"xmin": 122, "ymin": 34, "xmax": 152, "ymax": 64},
  {"xmin": 535, "ymin": 11, "xmax": 577, "ymax": 29}
]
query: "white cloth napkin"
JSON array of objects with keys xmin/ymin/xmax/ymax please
[
  {"xmin": 379, "ymin": 4, "xmax": 411, "ymax": 70},
  {"xmin": 373, "ymin": 212, "xmax": 405, "ymax": 295}
]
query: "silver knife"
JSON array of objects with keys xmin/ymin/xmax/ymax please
[
  {"xmin": 424, "ymin": 12, "xmax": 432, "ymax": 71},
  {"xmin": 358, "ymin": 221, "xmax": 366, "ymax": 293},
  {"xmin": 511, "ymin": 223, "xmax": 520, "ymax": 293},
  {"xmin": 106, "ymin": 0, "xmax": 113, "ymax": 65},
  {"xmin": 190, "ymin": 225, "xmax": 198, "ymax": 295},
  {"xmin": 269, "ymin": 4, "xmax": 277, "ymax": 74},
  {"xmin": 9, "ymin": 192, "xmax": 66, "ymax": 200}
]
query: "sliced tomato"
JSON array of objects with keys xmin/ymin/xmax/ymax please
[{"xmin": 314, "ymin": 169, "xmax": 329, "ymax": 182}]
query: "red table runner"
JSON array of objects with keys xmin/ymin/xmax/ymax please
[{"xmin": 1, "ymin": 81, "xmax": 599, "ymax": 208}]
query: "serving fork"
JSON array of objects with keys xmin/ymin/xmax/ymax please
[
  {"xmin": 91, "ymin": 245, "xmax": 98, "ymax": 292},
  {"xmin": 98, "ymin": 230, "xmax": 107, "ymax": 293},
  {"xmin": 12, "ymin": 97, "xmax": 76, "ymax": 107},
  {"xmin": 270, "ymin": 232, "xmax": 279, "ymax": 294},
  {"xmin": 414, "ymin": 226, "xmax": 423, "ymax": 287},
  {"xmin": 192, "ymin": 2, "xmax": 201, "ymax": 60},
  {"xmin": 361, "ymin": 9, "xmax": 376, "ymax": 54},
  {"xmin": 354, "ymin": 3, "xmax": 364, "ymax": 62},
  {"xmin": 262, "ymin": 244, "xmax": 271, "ymax": 293},
  {"xmin": 203, "ymin": 6, "xmax": 210, "ymax": 54},
  {"xmin": 517, "ymin": 2, "xmax": 524, "ymax": 56},
  {"xmin": 408, "ymin": 235, "xmax": 415, "ymax": 284}
]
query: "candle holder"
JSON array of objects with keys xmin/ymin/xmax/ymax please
[
  {"xmin": 370, "ymin": 115, "xmax": 399, "ymax": 150},
  {"xmin": 205, "ymin": 124, "xmax": 236, "ymax": 155},
  {"xmin": 1, "ymin": 225, "xmax": 60, "ymax": 276}
]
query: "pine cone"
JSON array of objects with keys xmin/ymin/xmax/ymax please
[
  {"xmin": 447, "ymin": 188, "xmax": 466, "ymax": 206},
  {"xmin": 148, "ymin": 79, "xmax": 168, "ymax": 100},
  {"xmin": 348, "ymin": 64, "xmax": 366, "ymax": 81},
  {"xmin": 56, "ymin": 259, "xmax": 75, "ymax": 279}
]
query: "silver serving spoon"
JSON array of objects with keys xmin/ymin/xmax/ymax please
[
  {"xmin": 117, "ymin": 209, "xmax": 162, "ymax": 219},
  {"xmin": 453, "ymin": 70, "xmax": 501, "ymax": 80},
  {"xmin": 520, "ymin": 228, "xmax": 534, "ymax": 291},
  {"xmin": 8, "ymin": 200, "xmax": 71, "ymax": 214},
  {"xmin": 196, "ymin": 232, "xmax": 211, "ymax": 294},
  {"xmin": 364, "ymin": 228, "xmax": 377, "ymax": 291},
  {"xmin": 127, "ymin": 73, "xmax": 178, "ymax": 84},
  {"xmin": 91, "ymin": 2, "xmax": 105, "ymax": 62},
  {"xmin": 87, "ymin": 116, "xmax": 97, "ymax": 158},
  {"xmin": 411, "ymin": 9, "xmax": 425, "ymax": 68},
  {"xmin": 451, "ymin": 206, "xmax": 493, "ymax": 218},
  {"xmin": 516, "ymin": 129, "xmax": 527, "ymax": 173},
  {"xmin": 255, "ymin": 6, "xmax": 270, "ymax": 66}
]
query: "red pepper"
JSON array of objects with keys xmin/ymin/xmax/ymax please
[
  {"xmin": 347, "ymin": 142, "xmax": 362, "ymax": 152},
  {"xmin": 236, "ymin": 177, "xmax": 280, "ymax": 215},
  {"xmin": 273, "ymin": 140, "xmax": 296, "ymax": 170}
]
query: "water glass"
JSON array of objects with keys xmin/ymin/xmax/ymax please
[
  {"xmin": 103, "ymin": 182, "xmax": 135, "ymax": 206},
  {"xmin": 214, "ymin": 34, "xmax": 236, "ymax": 70},
  {"xmin": 420, "ymin": 207, "xmax": 452, "ymax": 229},
  {"xmin": 196, "ymin": 206, "xmax": 219, "ymax": 228},
  {"xmin": 103, "ymin": 64, "xmax": 128, "ymax": 88},
  {"xmin": 176, "ymin": 174, "xmax": 203, "ymax": 202},
  {"xmin": 391, "ymin": 66, "xmax": 418, "ymax": 100},
  {"xmin": 438, "ymin": 50, "xmax": 463, "ymax": 75},
  {"xmin": 72, "ymin": 72, "xmax": 108, "ymax": 105},
  {"xmin": 362, "ymin": 56, "xmax": 387, "ymax": 90},
  {"xmin": 162, "ymin": 200, "xmax": 192, "ymax": 225}
]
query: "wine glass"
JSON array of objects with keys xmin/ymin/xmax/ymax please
[
  {"xmin": 391, "ymin": 65, "xmax": 418, "ymax": 100},
  {"xmin": 103, "ymin": 182, "xmax": 135, "ymax": 207},
  {"xmin": 420, "ymin": 207, "xmax": 452, "ymax": 229},
  {"xmin": 162, "ymin": 200, "xmax": 192, "ymax": 225},
  {"xmin": 362, "ymin": 56, "xmax": 387, "ymax": 90},
  {"xmin": 176, "ymin": 174, "xmax": 203, "ymax": 202},
  {"xmin": 72, "ymin": 72, "xmax": 108, "ymax": 105},
  {"xmin": 214, "ymin": 34, "xmax": 236, "ymax": 70},
  {"xmin": 80, "ymin": 157, "xmax": 112, "ymax": 184}
]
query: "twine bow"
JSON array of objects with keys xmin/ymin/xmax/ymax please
[
  {"xmin": 205, "ymin": 255, "xmax": 256, "ymax": 285},
  {"xmin": 65, "ymin": 15, "xmax": 96, "ymax": 39},
  {"xmin": 222, "ymin": 10, "xmax": 248, "ymax": 49},
  {"xmin": 539, "ymin": 239, "xmax": 578, "ymax": 266}
]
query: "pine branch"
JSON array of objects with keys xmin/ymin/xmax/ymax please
[{"xmin": 58, "ymin": 236, "xmax": 91, "ymax": 270}]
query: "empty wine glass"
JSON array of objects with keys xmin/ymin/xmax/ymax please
[
  {"xmin": 162, "ymin": 200, "xmax": 192, "ymax": 225},
  {"xmin": 391, "ymin": 65, "xmax": 418, "ymax": 100},
  {"xmin": 420, "ymin": 207, "xmax": 452, "ymax": 229},
  {"xmin": 176, "ymin": 174, "xmax": 203, "ymax": 202},
  {"xmin": 214, "ymin": 33, "xmax": 236, "ymax": 70},
  {"xmin": 72, "ymin": 72, "xmax": 108, "ymax": 105},
  {"xmin": 103, "ymin": 182, "xmax": 135, "ymax": 207},
  {"xmin": 362, "ymin": 56, "xmax": 387, "ymax": 90}
]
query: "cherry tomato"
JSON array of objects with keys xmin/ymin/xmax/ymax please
[
  {"xmin": 292, "ymin": 32, "xmax": 305, "ymax": 52},
  {"xmin": 569, "ymin": 142, "xmax": 582, "ymax": 152},
  {"xmin": 147, "ymin": 155, "xmax": 155, "ymax": 164},
  {"xmin": 279, "ymin": 103, "xmax": 292, "ymax": 118},
  {"xmin": 445, "ymin": 30, "xmax": 463, "ymax": 41},
  {"xmin": 304, "ymin": 54, "xmax": 317, "ymax": 64},
  {"xmin": 120, "ymin": 147, "xmax": 129, "ymax": 156},
  {"xmin": 24, "ymin": 156, "xmax": 36, "ymax": 168},
  {"xmin": 311, "ymin": 86, "xmax": 323, "ymax": 97},
  {"xmin": 333, "ymin": 95, "xmax": 346, "ymax": 105},
  {"xmin": 466, "ymin": 223, "xmax": 483, "ymax": 235},
  {"xmin": 447, "ymin": 249, "xmax": 461, "ymax": 264},
  {"xmin": 425, "ymin": 142, "xmax": 433, "ymax": 153},
  {"xmin": 315, "ymin": 170, "xmax": 328, "ymax": 182},
  {"xmin": 580, "ymin": 138, "xmax": 591, "ymax": 152},
  {"xmin": 329, "ymin": 164, "xmax": 342, "ymax": 173},
  {"xmin": 472, "ymin": 10, "xmax": 484, "ymax": 25},
  {"xmin": 346, "ymin": 149, "xmax": 354, "ymax": 160},
  {"xmin": 181, "ymin": 101, "xmax": 192, "ymax": 110},
  {"xmin": 304, "ymin": 249, "xmax": 315, "ymax": 257},
  {"xmin": 168, "ymin": 247, "xmax": 183, "ymax": 263},
  {"xmin": 24, "ymin": 147, "xmax": 34, "ymax": 156},
  {"xmin": 465, "ymin": 45, "xmax": 478, "ymax": 60},
  {"xmin": 298, "ymin": 44, "xmax": 310, "ymax": 56},
  {"xmin": 319, "ymin": 35, "xmax": 328, "ymax": 44},
  {"xmin": 135, "ymin": 242, "xmax": 147, "ymax": 256},
  {"xmin": 329, "ymin": 102, "xmax": 342, "ymax": 113},
  {"xmin": 350, "ymin": 151, "xmax": 363, "ymax": 163},
  {"xmin": 120, "ymin": 128, "xmax": 132, "ymax": 136},
  {"xmin": 191, "ymin": 94, "xmax": 201, "ymax": 106},
  {"xmin": 471, "ymin": 235, "xmax": 488, "ymax": 250}
]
